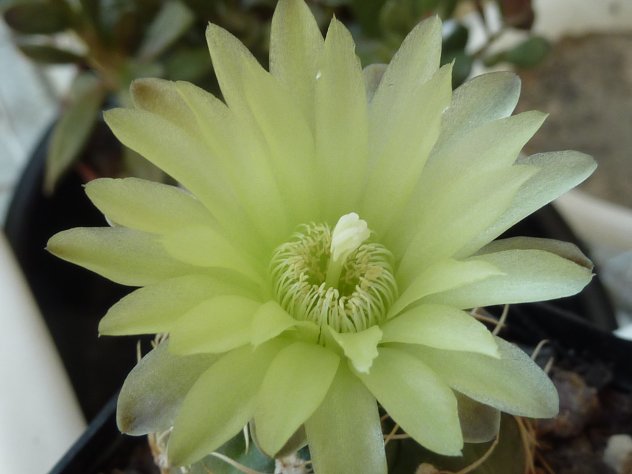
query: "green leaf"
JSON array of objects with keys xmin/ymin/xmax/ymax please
[
  {"xmin": 45, "ymin": 73, "xmax": 104, "ymax": 194},
  {"xmin": 4, "ymin": 2, "xmax": 71, "ymax": 34},
  {"xmin": 16, "ymin": 43, "xmax": 84, "ymax": 64},
  {"xmin": 117, "ymin": 341, "xmax": 216, "ymax": 435},
  {"xmin": 137, "ymin": 0, "xmax": 194, "ymax": 61},
  {"xmin": 485, "ymin": 36, "xmax": 550, "ymax": 68}
]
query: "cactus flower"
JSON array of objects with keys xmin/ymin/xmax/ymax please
[{"xmin": 48, "ymin": 1, "xmax": 595, "ymax": 472}]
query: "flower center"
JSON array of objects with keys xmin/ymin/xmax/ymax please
[{"xmin": 270, "ymin": 213, "xmax": 397, "ymax": 333}]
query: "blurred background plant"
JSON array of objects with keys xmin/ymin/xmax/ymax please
[{"xmin": 1, "ymin": 0, "xmax": 547, "ymax": 193}]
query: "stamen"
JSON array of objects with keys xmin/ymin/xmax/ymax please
[{"xmin": 269, "ymin": 217, "xmax": 397, "ymax": 333}]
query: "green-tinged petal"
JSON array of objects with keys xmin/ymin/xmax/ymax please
[
  {"xmin": 169, "ymin": 341, "xmax": 286, "ymax": 465},
  {"xmin": 381, "ymin": 304, "xmax": 499, "ymax": 358},
  {"xmin": 174, "ymin": 80, "xmax": 291, "ymax": 247},
  {"xmin": 254, "ymin": 342, "xmax": 339, "ymax": 456},
  {"xmin": 459, "ymin": 151, "xmax": 597, "ymax": 255},
  {"xmin": 161, "ymin": 226, "xmax": 263, "ymax": 282},
  {"xmin": 85, "ymin": 177, "xmax": 213, "ymax": 234},
  {"xmin": 405, "ymin": 338, "xmax": 559, "ymax": 418},
  {"xmin": 250, "ymin": 301, "xmax": 298, "ymax": 347},
  {"xmin": 305, "ymin": 364, "xmax": 386, "ymax": 474},
  {"xmin": 269, "ymin": 0, "xmax": 324, "ymax": 123},
  {"xmin": 117, "ymin": 342, "xmax": 216, "ymax": 435},
  {"xmin": 103, "ymin": 108, "xmax": 251, "ymax": 244},
  {"xmin": 476, "ymin": 236, "xmax": 593, "ymax": 270},
  {"xmin": 357, "ymin": 347, "xmax": 463, "ymax": 456},
  {"xmin": 131, "ymin": 78, "xmax": 198, "ymax": 130},
  {"xmin": 455, "ymin": 392, "xmax": 500, "ymax": 443},
  {"xmin": 370, "ymin": 17, "xmax": 441, "ymax": 119},
  {"xmin": 389, "ymin": 259, "xmax": 503, "ymax": 318},
  {"xmin": 315, "ymin": 18, "xmax": 368, "ymax": 220},
  {"xmin": 437, "ymin": 71, "xmax": 521, "ymax": 147},
  {"xmin": 206, "ymin": 23, "xmax": 316, "ymax": 228},
  {"xmin": 99, "ymin": 274, "xmax": 249, "ymax": 336},
  {"xmin": 425, "ymin": 248, "xmax": 593, "ymax": 309},
  {"xmin": 397, "ymin": 165, "xmax": 537, "ymax": 281},
  {"xmin": 363, "ymin": 64, "xmax": 452, "ymax": 235},
  {"xmin": 170, "ymin": 296, "xmax": 260, "ymax": 355},
  {"xmin": 47, "ymin": 227, "xmax": 193, "ymax": 286},
  {"xmin": 328, "ymin": 325, "xmax": 383, "ymax": 373}
]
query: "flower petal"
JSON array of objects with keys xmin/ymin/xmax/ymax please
[
  {"xmin": 130, "ymin": 78, "xmax": 198, "ymax": 131},
  {"xmin": 315, "ymin": 18, "xmax": 368, "ymax": 220},
  {"xmin": 168, "ymin": 341, "xmax": 286, "ymax": 465},
  {"xmin": 169, "ymin": 296, "xmax": 260, "ymax": 355},
  {"xmin": 370, "ymin": 17, "xmax": 441, "ymax": 119},
  {"xmin": 206, "ymin": 23, "xmax": 317, "ymax": 229},
  {"xmin": 381, "ymin": 304, "xmax": 499, "ymax": 358},
  {"xmin": 455, "ymin": 392, "xmax": 500, "ymax": 444},
  {"xmin": 117, "ymin": 342, "xmax": 216, "ymax": 435},
  {"xmin": 161, "ymin": 225, "xmax": 264, "ymax": 283},
  {"xmin": 363, "ymin": 64, "xmax": 452, "ymax": 235},
  {"xmin": 328, "ymin": 325, "xmax": 383, "ymax": 373},
  {"xmin": 437, "ymin": 71, "xmax": 521, "ymax": 148},
  {"xmin": 388, "ymin": 259, "xmax": 503, "ymax": 318},
  {"xmin": 357, "ymin": 347, "xmax": 462, "ymax": 456},
  {"xmin": 424, "ymin": 248, "xmax": 593, "ymax": 309},
  {"xmin": 250, "ymin": 301, "xmax": 299, "ymax": 347},
  {"xmin": 47, "ymin": 227, "xmax": 193, "ymax": 286},
  {"xmin": 363, "ymin": 63, "xmax": 387, "ymax": 102},
  {"xmin": 254, "ymin": 342, "xmax": 339, "ymax": 456},
  {"xmin": 406, "ymin": 337, "xmax": 559, "ymax": 418},
  {"xmin": 269, "ymin": 0, "xmax": 324, "ymax": 123},
  {"xmin": 459, "ymin": 151, "xmax": 597, "ymax": 255},
  {"xmin": 305, "ymin": 364, "xmax": 386, "ymax": 474},
  {"xmin": 85, "ymin": 177, "xmax": 213, "ymax": 234},
  {"xmin": 99, "ymin": 274, "xmax": 248, "ymax": 336},
  {"xmin": 103, "ymin": 108, "xmax": 242, "ymax": 233},
  {"xmin": 397, "ymin": 165, "xmax": 537, "ymax": 282}
]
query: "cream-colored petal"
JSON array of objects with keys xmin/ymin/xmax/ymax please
[
  {"xmin": 168, "ymin": 341, "xmax": 286, "ymax": 465},
  {"xmin": 117, "ymin": 341, "xmax": 216, "ymax": 435},
  {"xmin": 328, "ymin": 325, "xmax": 383, "ymax": 373},
  {"xmin": 406, "ymin": 337, "xmax": 559, "ymax": 418},
  {"xmin": 315, "ymin": 18, "xmax": 368, "ymax": 221},
  {"xmin": 161, "ymin": 225, "xmax": 264, "ymax": 283},
  {"xmin": 424, "ymin": 248, "xmax": 593, "ymax": 309},
  {"xmin": 459, "ymin": 151, "xmax": 597, "ymax": 256},
  {"xmin": 381, "ymin": 304, "xmax": 499, "ymax": 358},
  {"xmin": 169, "ymin": 296, "xmax": 260, "ymax": 355},
  {"xmin": 130, "ymin": 78, "xmax": 198, "ymax": 131},
  {"xmin": 269, "ymin": 0, "xmax": 324, "ymax": 124},
  {"xmin": 85, "ymin": 177, "xmax": 213, "ymax": 234},
  {"xmin": 47, "ymin": 227, "xmax": 193, "ymax": 286},
  {"xmin": 363, "ymin": 63, "xmax": 387, "ymax": 102},
  {"xmin": 363, "ymin": 64, "xmax": 452, "ymax": 235},
  {"xmin": 99, "ymin": 274, "xmax": 249, "ymax": 336},
  {"xmin": 437, "ymin": 71, "xmax": 521, "ymax": 148},
  {"xmin": 357, "ymin": 347, "xmax": 463, "ymax": 456},
  {"xmin": 206, "ymin": 23, "xmax": 317, "ymax": 229},
  {"xmin": 305, "ymin": 364, "xmax": 386, "ymax": 474},
  {"xmin": 254, "ymin": 342, "xmax": 339, "ymax": 456},
  {"xmin": 389, "ymin": 259, "xmax": 503, "ymax": 318},
  {"xmin": 396, "ymin": 165, "xmax": 537, "ymax": 283}
]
